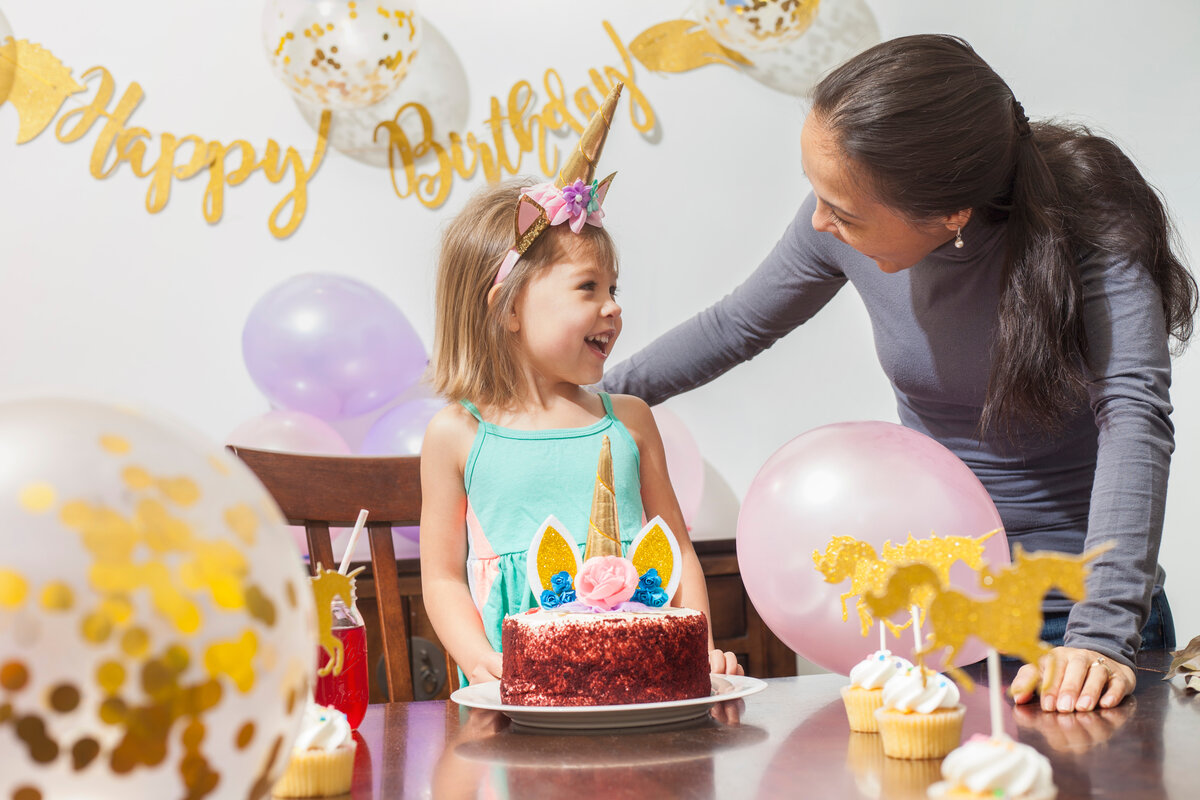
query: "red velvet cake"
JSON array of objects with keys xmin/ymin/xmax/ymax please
[{"xmin": 500, "ymin": 606, "xmax": 711, "ymax": 706}]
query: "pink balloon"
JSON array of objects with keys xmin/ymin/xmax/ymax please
[
  {"xmin": 226, "ymin": 409, "xmax": 352, "ymax": 455},
  {"xmin": 651, "ymin": 407, "xmax": 705, "ymax": 527},
  {"xmin": 226, "ymin": 410, "xmax": 352, "ymax": 556},
  {"xmin": 736, "ymin": 421, "xmax": 1010, "ymax": 676}
]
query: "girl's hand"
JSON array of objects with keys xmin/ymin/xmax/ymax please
[
  {"xmin": 468, "ymin": 651, "xmax": 504, "ymax": 685},
  {"xmin": 709, "ymin": 649, "xmax": 744, "ymax": 676},
  {"xmin": 1010, "ymin": 646, "xmax": 1135, "ymax": 712}
]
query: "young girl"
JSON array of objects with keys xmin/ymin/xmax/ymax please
[{"xmin": 420, "ymin": 89, "xmax": 741, "ymax": 686}]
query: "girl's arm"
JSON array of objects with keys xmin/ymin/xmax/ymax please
[
  {"xmin": 611, "ymin": 394, "xmax": 743, "ymax": 676},
  {"xmin": 419, "ymin": 405, "xmax": 503, "ymax": 684}
]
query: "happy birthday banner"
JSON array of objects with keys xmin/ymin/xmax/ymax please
[
  {"xmin": 0, "ymin": 23, "xmax": 662, "ymax": 239},
  {"xmin": 0, "ymin": 2, "xmax": 844, "ymax": 239}
]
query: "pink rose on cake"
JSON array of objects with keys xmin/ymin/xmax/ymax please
[{"xmin": 575, "ymin": 556, "xmax": 640, "ymax": 609}]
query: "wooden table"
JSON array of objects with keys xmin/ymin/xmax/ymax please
[{"xmin": 343, "ymin": 650, "xmax": 1196, "ymax": 799}]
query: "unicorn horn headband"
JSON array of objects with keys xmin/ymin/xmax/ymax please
[{"xmin": 493, "ymin": 82, "xmax": 623, "ymax": 286}]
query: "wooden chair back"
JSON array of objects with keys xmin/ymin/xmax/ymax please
[{"xmin": 228, "ymin": 445, "xmax": 422, "ymax": 702}]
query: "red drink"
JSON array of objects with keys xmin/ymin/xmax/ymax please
[{"xmin": 315, "ymin": 605, "xmax": 369, "ymax": 730}]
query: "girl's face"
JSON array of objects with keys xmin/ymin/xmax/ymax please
[
  {"xmin": 509, "ymin": 251, "xmax": 622, "ymax": 390},
  {"xmin": 800, "ymin": 114, "xmax": 966, "ymax": 273}
]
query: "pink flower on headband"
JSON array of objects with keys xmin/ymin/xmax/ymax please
[{"xmin": 575, "ymin": 556, "xmax": 639, "ymax": 610}]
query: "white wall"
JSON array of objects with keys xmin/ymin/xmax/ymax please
[{"xmin": 3, "ymin": 1, "xmax": 1198, "ymax": 642}]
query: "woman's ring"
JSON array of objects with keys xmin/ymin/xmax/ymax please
[{"xmin": 1092, "ymin": 656, "xmax": 1107, "ymax": 670}]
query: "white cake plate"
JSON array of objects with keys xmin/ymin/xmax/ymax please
[{"xmin": 450, "ymin": 674, "xmax": 767, "ymax": 731}]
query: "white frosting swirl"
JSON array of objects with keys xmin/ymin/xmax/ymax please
[
  {"xmin": 933, "ymin": 735, "xmax": 1056, "ymax": 798},
  {"xmin": 293, "ymin": 701, "xmax": 353, "ymax": 751},
  {"xmin": 880, "ymin": 665, "xmax": 960, "ymax": 713},
  {"xmin": 848, "ymin": 649, "xmax": 913, "ymax": 689}
]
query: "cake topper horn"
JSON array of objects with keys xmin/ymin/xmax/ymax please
[
  {"xmin": 584, "ymin": 435, "xmax": 623, "ymax": 560},
  {"xmin": 556, "ymin": 82, "xmax": 622, "ymax": 188}
]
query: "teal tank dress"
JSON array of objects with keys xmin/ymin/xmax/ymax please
[{"xmin": 459, "ymin": 393, "xmax": 644, "ymax": 653}]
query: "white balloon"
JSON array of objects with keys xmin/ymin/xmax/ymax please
[
  {"xmin": 262, "ymin": 0, "xmax": 423, "ymax": 111},
  {"xmin": 0, "ymin": 398, "xmax": 316, "ymax": 800},
  {"xmin": 694, "ymin": 0, "xmax": 821, "ymax": 54},
  {"xmin": 293, "ymin": 18, "xmax": 468, "ymax": 168},
  {"xmin": 736, "ymin": 0, "xmax": 881, "ymax": 97}
]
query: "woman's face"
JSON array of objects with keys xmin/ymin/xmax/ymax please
[{"xmin": 800, "ymin": 114, "xmax": 967, "ymax": 273}]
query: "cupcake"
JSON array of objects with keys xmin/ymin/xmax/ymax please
[
  {"xmin": 841, "ymin": 649, "xmax": 913, "ymax": 732},
  {"xmin": 927, "ymin": 734, "xmax": 1057, "ymax": 799},
  {"xmin": 273, "ymin": 701, "xmax": 357, "ymax": 798},
  {"xmin": 873, "ymin": 665, "xmax": 964, "ymax": 760}
]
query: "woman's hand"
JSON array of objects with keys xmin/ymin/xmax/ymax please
[
  {"xmin": 467, "ymin": 651, "xmax": 504, "ymax": 685},
  {"xmin": 1010, "ymin": 646, "xmax": 1135, "ymax": 712},
  {"xmin": 709, "ymin": 649, "xmax": 744, "ymax": 676}
]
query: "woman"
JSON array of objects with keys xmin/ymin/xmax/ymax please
[{"xmin": 603, "ymin": 34, "xmax": 1195, "ymax": 712}]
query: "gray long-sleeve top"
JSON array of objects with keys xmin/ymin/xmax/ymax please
[{"xmin": 603, "ymin": 193, "xmax": 1174, "ymax": 670}]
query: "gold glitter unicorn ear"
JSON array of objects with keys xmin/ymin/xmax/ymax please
[
  {"xmin": 628, "ymin": 516, "xmax": 682, "ymax": 603},
  {"xmin": 525, "ymin": 515, "xmax": 583, "ymax": 608}
]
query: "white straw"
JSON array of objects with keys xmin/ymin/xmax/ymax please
[
  {"xmin": 879, "ymin": 620, "xmax": 886, "ymax": 652},
  {"xmin": 338, "ymin": 509, "xmax": 370, "ymax": 575},
  {"xmin": 910, "ymin": 604, "xmax": 921, "ymax": 652},
  {"xmin": 988, "ymin": 648, "xmax": 1003, "ymax": 739}
]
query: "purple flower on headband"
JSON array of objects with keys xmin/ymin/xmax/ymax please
[{"xmin": 561, "ymin": 180, "xmax": 592, "ymax": 216}]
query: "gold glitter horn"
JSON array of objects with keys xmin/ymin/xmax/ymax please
[
  {"xmin": 556, "ymin": 82, "xmax": 622, "ymax": 188},
  {"xmin": 584, "ymin": 435, "xmax": 623, "ymax": 560}
]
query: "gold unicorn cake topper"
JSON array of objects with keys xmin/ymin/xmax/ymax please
[
  {"xmin": 309, "ymin": 564, "xmax": 364, "ymax": 677},
  {"xmin": 813, "ymin": 530, "xmax": 999, "ymax": 636},
  {"xmin": 864, "ymin": 544, "xmax": 1109, "ymax": 688},
  {"xmin": 525, "ymin": 436, "xmax": 682, "ymax": 611}
]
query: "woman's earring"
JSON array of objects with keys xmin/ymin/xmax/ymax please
[{"xmin": 954, "ymin": 227, "xmax": 964, "ymax": 249}]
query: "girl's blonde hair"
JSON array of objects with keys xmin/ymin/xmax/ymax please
[{"xmin": 431, "ymin": 179, "xmax": 618, "ymax": 409}]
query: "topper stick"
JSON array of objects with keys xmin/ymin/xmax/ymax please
[
  {"xmin": 879, "ymin": 620, "xmax": 886, "ymax": 652},
  {"xmin": 910, "ymin": 604, "xmax": 921, "ymax": 652},
  {"xmin": 988, "ymin": 647, "xmax": 1003, "ymax": 739}
]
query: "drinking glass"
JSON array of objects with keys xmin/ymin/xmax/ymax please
[{"xmin": 314, "ymin": 597, "xmax": 369, "ymax": 730}]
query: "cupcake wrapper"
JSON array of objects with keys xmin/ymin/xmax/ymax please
[
  {"xmin": 272, "ymin": 743, "xmax": 356, "ymax": 798},
  {"xmin": 873, "ymin": 706, "xmax": 964, "ymax": 760},
  {"xmin": 841, "ymin": 685, "xmax": 884, "ymax": 733}
]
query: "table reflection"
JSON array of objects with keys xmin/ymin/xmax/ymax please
[{"xmin": 347, "ymin": 651, "xmax": 1196, "ymax": 800}]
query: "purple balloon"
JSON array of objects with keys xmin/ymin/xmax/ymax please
[
  {"xmin": 359, "ymin": 396, "xmax": 446, "ymax": 456},
  {"xmin": 242, "ymin": 274, "xmax": 427, "ymax": 420}
]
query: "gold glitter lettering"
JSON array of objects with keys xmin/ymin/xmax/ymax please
[{"xmin": 48, "ymin": 62, "xmax": 329, "ymax": 238}]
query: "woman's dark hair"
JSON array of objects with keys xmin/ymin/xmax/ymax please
[{"xmin": 812, "ymin": 34, "xmax": 1196, "ymax": 436}]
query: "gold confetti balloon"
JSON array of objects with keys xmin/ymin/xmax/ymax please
[
  {"xmin": 694, "ymin": 0, "xmax": 821, "ymax": 54},
  {"xmin": 0, "ymin": 398, "xmax": 316, "ymax": 800},
  {"xmin": 262, "ymin": 0, "xmax": 422, "ymax": 111}
]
